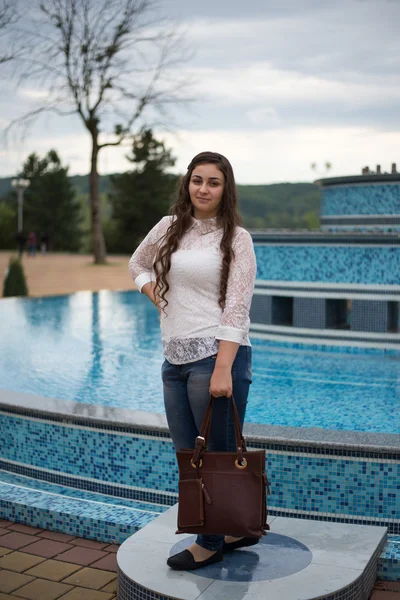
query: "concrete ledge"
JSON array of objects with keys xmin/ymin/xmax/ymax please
[
  {"xmin": 117, "ymin": 504, "xmax": 387, "ymax": 600},
  {"xmin": 1, "ymin": 388, "xmax": 400, "ymax": 454}
]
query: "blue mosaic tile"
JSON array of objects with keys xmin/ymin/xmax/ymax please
[
  {"xmin": 0, "ymin": 470, "xmax": 167, "ymax": 513},
  {"xmin": 254, "ymin": 244, "xmax": 400, "ymax": 284},
  {"xmin": 322, "ymin": 184, "xmax": 400, "ymax": 216},
  {"xmin": 251, "ymin": 337, "xmax": 400, "ymax": 357},
  {"xmin": 0, "ymin": 481, "xmax": 157, "ymax": 543},
  {"xmin": 0, "ymin": 413, "xmax": 398, "ymax": 535},
  {"xmin": 0, "ymin": 414, "xmax": 178, "ymax": 493},
  {"xmin": 377, "ymin": 535, "xmax": 400, "ymax": 581}
]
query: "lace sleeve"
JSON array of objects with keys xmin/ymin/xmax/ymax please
[
  {"xmin": 215, "ymin": 229, "xmax": 256, "ymax": 343},
  {"xmin": 128, "ymin": 216, "xmax": 172, "ymax": 292}
]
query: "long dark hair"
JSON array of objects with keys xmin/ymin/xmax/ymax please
[{"xmin": 154, "ymin": 151, "xmax": 242, "ymax": 311}]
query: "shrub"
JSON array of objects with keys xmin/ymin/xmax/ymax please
[{"xmin": 3, "ymin": 258, "xmax": 29, "ymax": 297}]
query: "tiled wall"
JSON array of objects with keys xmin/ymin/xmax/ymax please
[
  {"xmin": 351, "ymin": 300, "xmax": 395, "ymax": 333},
  {"xmin": 1, "ymin": 411, "xmax": 399, "ymax": 535},
  {"xmin": 0, "ymin": 413, "xmax": 177, "ymax": 493},
  {"xmin": 254, "ymin": 245, "xmax": 400, "ymax": 285},
  {"xmin": 250, "ymin": 295, "xmax": 399, "ymax": 334},
  {"xmin": 293, "ymin": 298, "xmax": 326, "ymax": 329},
  {"xmin": 321, "ymin": 184, "xmax": 400, "ymax": 216}
]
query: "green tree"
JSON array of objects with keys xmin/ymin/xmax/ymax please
[
  {"xmin": 238, "ymin": 183, "xmax": 321, "ymax": 229},
  {"xmin": 0, "ymin": 200, "xmax": 17, "ymax": 248},
  {"xmin": 20, "ymin": 150, "xmax": 82, "ymax": 251},
  {"xmin": 9, "ymin": 0, "xmax": 190, "ymax": 264},
  {"xmin": 3, "ymin": 258, "xmax": 28, "ymax": 297},
  {"xmin": 108, "ymin": 129, "xmax": 177, "ymax": 253}
]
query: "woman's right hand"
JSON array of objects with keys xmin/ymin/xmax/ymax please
[{"xmin": 141, "ymin": 281, "xmax": 161, "ymax": 314}]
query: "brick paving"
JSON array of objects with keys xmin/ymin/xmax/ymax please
[
  {"xmin": 0, "ymin": 519, "xmax": 398, "ymax": 599},
  {"xmin": 0, "ymin": 521, "xmax": 117, "ymax": 599}
]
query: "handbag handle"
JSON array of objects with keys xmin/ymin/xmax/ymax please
[{"xmin": 191, "ymin": 395, "xmax": 247, "ymax": 469}]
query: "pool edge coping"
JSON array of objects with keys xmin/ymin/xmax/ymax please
[{"xmin": 1, "ymin": 388, "xmax": 399, "ymax": 455}]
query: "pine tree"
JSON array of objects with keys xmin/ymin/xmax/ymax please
[
  {"xmin": 20, "ymin": 150, "xmax": 82, "ymax": 251},
  {"xmin": 108, "ymin": 130, "xmax": 178, "ymax": 253},
  {"xmin": 3, "ymin": 258, "xmax": 28, "ymax": 297}
]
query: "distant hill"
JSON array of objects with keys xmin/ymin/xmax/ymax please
[
  {"xmin": 0, "ymin": 173, "xmax": 115, "ymax": 198},
  {"xmin": 0, "ymin": 173, "xmax": 321, "ymax": 229},
  {"xmin": 237, "ymin": 182, "xmax": 320, "ymax": 229}
]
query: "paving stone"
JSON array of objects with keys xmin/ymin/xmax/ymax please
[
  {"xmin": 370, "ymin": 592, "xmax": 400, "ymax": 600},
  {"xmin": 0, "ymin": 594, "xmax": 27, "ymax": 600},
  {"xmin": 71, "ymin": 538, "xmax": 108, "ymax": 550},
  {"xmin": 0, "ymin": 532, "xmax": 38, "ymax": 550},
  {"xmin": 57, "ymin": 588, "xmax": 115, "ymax": 600},
  {"xmin": 39, "ymin": 531, "xmax": 76, "ymax": 543},
  {"xmin": 22, "ymin": 539, "xmax": 72, "ymax": 558},
  {"xmin": 102, "ymin": 544, "xmax": 119, "ymax": 553},
  {"xmin": 0, "ymin": 551, "xmax": 46, "ymax": 573},
  {"xmin": 90, "ymin": 553, "xmax": 118, "ymax": 573},
  {"xmin": 0, "ymin": 570, "xmax": 35, "ymax": 594},
  {"xmin": 11, "ymin": 578, "xmax": 73, "ymax": 600},
  {"xmin": 8, "ymin": 525, "xmax": 44, "ymax": 536},
  {"xmin": 25, "ymin": 559, "xmax": 81, "ymax": 581},
  {"xmin": 100, "ymin": 578, "xmax": 117, "ymax": 594},
  {"xmin": 0, "ymin": 546, "xmax": 13, "ymax": 557},
  {"xmin": 62, "ymin": 567, "xmax": 116, "ymax": 590},
  {"xmin": 55, "ymin": 546, "xmax": 108, "ymax": 566},
  {"xmin": 0, "ymin": 527, "xmax": 10, "ymax": 536},
  {"xmin": 375, "ymin": 582, "xmax": 400, "ymax": 592},
  {"xmin": 0, "ymin": 520, "xmax": 14, "ymax": 527}
]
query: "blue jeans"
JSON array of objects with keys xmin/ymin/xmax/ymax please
[{"xmin": 162, "ymin": 345, "xmax": 252, "ymax": 552}]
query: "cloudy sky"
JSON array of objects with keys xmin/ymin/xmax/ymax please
[{"xmin": 1, "ymin": 0, "xmax": 400, "ymax": 183}]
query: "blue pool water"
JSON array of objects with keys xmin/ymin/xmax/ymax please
[{"xmin": 0, "ymin": 290, "xmax": 399, "ymax": 434}]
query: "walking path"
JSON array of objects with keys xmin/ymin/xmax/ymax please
[
  {"xmin": 0, "ymin": 251, "xmax": 135, "ymax": 298},
  {"xmin": 0, "ymin": 250, "xmax": 399, "ymax": 598}
]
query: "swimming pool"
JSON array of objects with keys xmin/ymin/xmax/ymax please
[{"xmin": 1, "ymin": 290, "xmax": 399, "ymax": 434}]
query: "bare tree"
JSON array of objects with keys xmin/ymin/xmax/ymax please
[
  {"xmin": 9, "ymin": 0, "xmax": 190, "ymax": 263},
  {"xmin": 0, "ymin": 1, "xmax": 19, "ymax": 64}
]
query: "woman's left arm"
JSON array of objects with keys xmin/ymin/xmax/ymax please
[{"xmin": 210, "ymin": 230, "xmax": 257, "ymax": 398}]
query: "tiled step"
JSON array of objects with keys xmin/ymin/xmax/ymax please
[
  {"xmin": 0, "ymin": 470, "xmax": 166, "ymax": 544},
  {"xmin": 1, "ymin": 469, "xmax": 398, "ymax": 586},
  {"xmin": 379, "ymin": 536, "xmax": 400, "ymax": 582}
]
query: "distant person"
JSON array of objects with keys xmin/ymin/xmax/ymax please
[
  {"xmin": 16, "ymin": 231, "xmax": 27, "ymax": 258},
  {"xmin": 40, "ymin": 231, "xmax": 49, "ymax": 255},
  {"xmin": 28, "ymin": 231, "xmax": 37, "ymax": 257}
]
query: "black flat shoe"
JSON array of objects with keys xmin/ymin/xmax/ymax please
[
  {"xmin": 167, "ymin": 548, "xmax": 223, "ymax": 571},
  {"xmin": 222, "ymin": 537, "xmax": 259, "ymax": 553}
]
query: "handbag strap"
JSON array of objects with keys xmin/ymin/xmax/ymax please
[{"xmin": 191, "ymin": 395, "xmax": 247, "ymax": 467}]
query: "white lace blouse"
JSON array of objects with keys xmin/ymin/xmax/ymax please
[{"xmin": 128, "ymin": 216, "xmax": 256, "ymax": 365}]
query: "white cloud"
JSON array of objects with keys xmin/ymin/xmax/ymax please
[
  {"xmin": 162, "ymin": 126, "xmax": 400, "ymax": 183},
  {"xmin": 245, "ymin": 107, "xmax": 280, "ymax": 127},
  {"xmin": 1, "ymin": 0, "xmax": 399, "ymax": 185},
  {"xmin": 183, "ymin": 64, "xmax": 400, "ymax": 110},
  {"xmin": 1, "ymin": 121, "xmax": 398, "ymax": 185},
  {"xmin": 19, "ymin": 89, "xmax": 50, "ymax": 100}
]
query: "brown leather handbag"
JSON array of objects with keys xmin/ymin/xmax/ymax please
[{"xmin": 176, "ymin": 395, "xmax": 271, "ymax": 538}]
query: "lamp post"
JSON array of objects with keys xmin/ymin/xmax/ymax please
[{"xmin": 11, "ymin": 178, "xmax": 30, "ymax": 233}]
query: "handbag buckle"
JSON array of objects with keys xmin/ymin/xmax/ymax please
[{"xmin": 195, "ymin": 436, "xmax": 206, "ymax": 447}]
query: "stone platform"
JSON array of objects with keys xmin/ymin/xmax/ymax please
[{"xmin": 117, "ymin": 504, "xmax": 387, "ymax": 600}]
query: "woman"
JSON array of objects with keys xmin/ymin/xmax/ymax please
[{"xmin": 129, "ymin": 151, "xmax": 257, "ymax": 570}]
